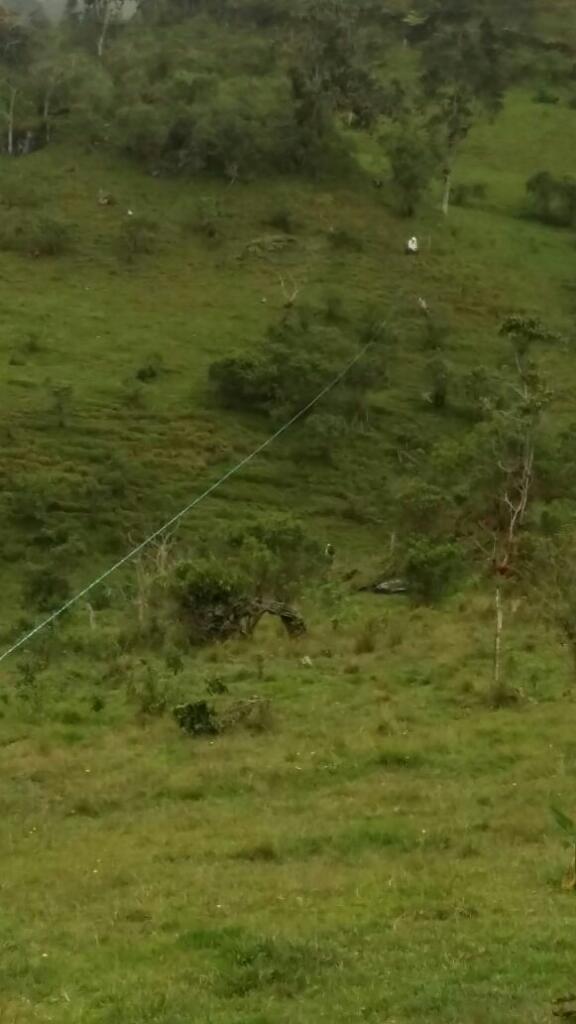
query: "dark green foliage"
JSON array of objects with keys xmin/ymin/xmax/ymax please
[
  {"xmin": 173, "ymin": 700, "xmax": 220, "ymax": 735},
  {"xmin": 384, "ymin": 126, "xmax": 437, "ymax": 216},
  {"xmin": 210, "ymin": 306, "xmax": 387, "ymax": 422},
  {"xmin": 30, "ymin": 217, "xmax": 76, "ymax": 256},
  {"xmin": 416, "ymin": 1, "xmax": 507, "ymax": 212},
  {"xmin": 115, "ymin": 68, "xmax": 338, "ymax": 179},
  {"xmin": 532, "ymin": 86, "xmax": 559, "ymax": 104},
  {"xmin": 23, "ymin": 566, "xmax": 71, "ymax": 611},
  {"xmin": 499, "ymin": 313, "xmax": 561, "ymax": 349},
  {"xmin": 169, "ymin": 515, "xmax": 322, "ymax": 644},
  {"xmin": 173, "ymin": 560, "xmax": 250, "ymax": 644},
  {"xmin": 404, "ymin": 537, "xmax": 465, "ymax": 604},
  {"xmin": 226, "ymin": 515, "xmax": 324, "ymax": 600},
  {"xmin": 526, "ymin": 171, "xmax": 576, "ymax": 227},
  {"xmin": 397, "ymin": 480, "xmax": 457, "ymax": 536}
]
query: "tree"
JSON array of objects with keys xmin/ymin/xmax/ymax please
[
  {"xmin": 29, "ymin": 47, "xmax": 107, "ymax": 144},
  {"xmin": 294, "ymin": 0, "xmax": 382, "ymax": 127},
  {"xmin": 414, "ymin": 0, "xmax": 506, "ymax": 215},
  {"xmin": 481, "ymin": 316, "xmax": 553, "ymax": 697},
  {"xmin": 526, "ymin": 171, "xmax": 576, "ymax": 228},
  {"xmin": 383, "ymin": 124, "xmax": 437, "ymax": 216},
  {"xmin": 0, "ymin": 7, "xmax": 37, "ymax": 155},
  {"xmin": 286, "ymin": 0, "xmax": 382, "ymax": 170},
  {"xmin": 405, "ymin": 536, "xmax": 465, "ymax": 604},
  {"xmin": 210, "ymin": 306, "xmax": 387, "ymax": 422},
  {"xmin": 67, "ymin": 0, "xmax": 127, "ymax": 58}
]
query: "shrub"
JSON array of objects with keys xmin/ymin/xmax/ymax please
[
  {"xmin": 210, "ymin": 306, "xmax": 387, "ymax": 421},
  {"xmin": 118, "ymin": 214, "xmax": 159, "ymax": 258},
  {"xmin": 384, "ymin": 126, "xmax": 437, "ymax": 216},
  {"xmin": 227, "ymin": 514, "xmax": 325, "ymax": 601},
  {"xmin": 532, "ymin": 87, "xmax": 559, "ymax": 105},
  {"xmin": 526, "ymin": 171, "xmax": 576, "ymax": 227},
  {"xmin": 30, "ymin": 216, "xmax": 75, "ymax": 256},
  {"xmin": 23, "ymin": 567, "xmax": 71, "ymax": 611},
  {"xmin": 404, "ymin": 537, "xmax": 465, "ymax": 604},
  {"xmin": 169, "ymin": 516, "xmax": 322, "ymax": 645}
]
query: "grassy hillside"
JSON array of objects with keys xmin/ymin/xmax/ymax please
[
  {"xmin": 1, "ymin": 88, "xmax": 575, "ymax": 610},
  {"xmin": 1, "ymin": 71, "xmax": 576, "ymax": 1023}
]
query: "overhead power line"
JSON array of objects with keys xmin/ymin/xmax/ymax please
[{"xmin": 0, "ymin": 339, "xmax": 374, "ymax": 667}]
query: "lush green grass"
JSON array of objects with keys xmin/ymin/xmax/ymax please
[
  {"xmin": 1, "ymin": 80, "xmax": 576, "ymax": 1023},
  {"xmin": 1, "ymin": 88, "xmax": 574, "ymax": 609},
  {"xmin": 1, "ymin": 599, "xmax": 576, "ymax": 1023}
]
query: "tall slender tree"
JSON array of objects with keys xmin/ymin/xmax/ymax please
[{"xmin": 413, "ymin": 0, "xmax": 506, "ymax": 214}]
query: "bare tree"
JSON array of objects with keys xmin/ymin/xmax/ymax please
[{"xmin": 478, "ymin": 317, "xmax": 553, "ymax": 698}]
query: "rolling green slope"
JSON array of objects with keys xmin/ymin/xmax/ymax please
[
  {"xmin": 1, "ymin": 72, "xmax": 576, "ymax": 1024},
  {"xmin": 1, "ymin": 88, "xmax": 575, "ymax": 601}
]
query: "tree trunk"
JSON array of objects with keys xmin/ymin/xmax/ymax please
[
  {"xmin": 42, "ymin": 90, "xmax": 53, "ymax": 144},
  {"xmin": 441, "ymin": 169, "xmax": 452, "ymax": 216},
  {"xmin": 97, "ymin": 2, "xmax": 112, "ymax": 58},
  {"xmin": 7, "ymin": 86, "xmax": 17, "ymax": 157},
  {"xmin": 493, "ymin": 583, "xmax": 503, "ymax": 697}
]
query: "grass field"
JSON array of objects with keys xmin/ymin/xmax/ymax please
[
  {"xmin": 2, "ymin": 601, "xmax": 576, "ymax": 1023},
  {"xmin": 1, "ymin": 78, "xmax": 576, "ymax": 1022}
]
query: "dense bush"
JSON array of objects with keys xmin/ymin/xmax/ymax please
[
  {"xmin": 383, "ymin": 127, "xmax": 437, "ymax": 217},
  {"xmin": 209, "ymin": 307, "xmax": 388, "ymax": 422},
  {"xmin": 526, "ymin": 171, "xmax": 576, "ymax": 227},
  {"xmin": 114, "ymin": 72, "xmax": 339, "ymax": 179},
  {"xmin": 170, "ymin": 515, "xmax": 324, "ymax": 644},
  {"xmin": 404, "ymin": 537, "xmax": 466, "ymax": 604}
]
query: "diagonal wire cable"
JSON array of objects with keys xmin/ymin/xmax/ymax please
[{"xmin": 0, "ymin": 340, "xmax": 374, "ymax": 666}]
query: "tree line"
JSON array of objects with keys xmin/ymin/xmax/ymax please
[{"xmin": 0, "ymin": 0, "xmax": 564, "ymax": 210}]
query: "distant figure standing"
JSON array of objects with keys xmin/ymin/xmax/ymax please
[
  {"xmin": 406, "ymin": 236, "xmax": 419, "ymax": 255},
  {"xmin": 325, "ymin": 543, "xmax": 336, "ymax": 563}
]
